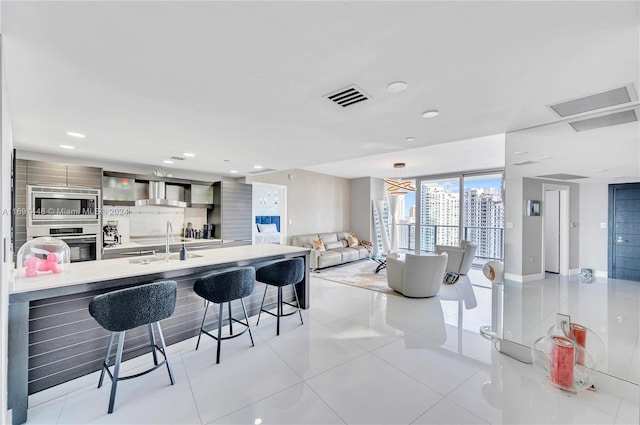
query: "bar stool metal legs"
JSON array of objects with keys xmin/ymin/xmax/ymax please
[
  {"xmin": 255, "ymin": 258, "xmax": 305, "ymax": 336},
  {"xmin": 193, "ymin": 267, "xmax": 256, "ymax": 364},
  {"xmin": 89, "ymin": 280, "xmax": 177, "ymax": 414},
  {"xmin": 195, "ymin": 299, "xmax": 254, "ymax": 364}
]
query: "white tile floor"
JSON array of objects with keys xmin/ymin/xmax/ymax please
[{"xmin": 26, "ymin": 274, "xmax": 640, "ymax": 425}]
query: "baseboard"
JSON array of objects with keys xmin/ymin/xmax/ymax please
[{"xmin": 504, "ymin": 272, "xmax": 544, "ymax": 283}]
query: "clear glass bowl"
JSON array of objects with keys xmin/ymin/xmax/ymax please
[
  {"xmin": 16, "ymin": 237, "xmax": 71, "ymax": 278},
  {"xmin": 531, "ymin": 321, "xmax": 603, "ymax": 393}
]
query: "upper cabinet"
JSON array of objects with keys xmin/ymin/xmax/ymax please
[
  {"xmin": 102, "ymin": 173, "xmax": 136, "ymax": 205},
  {"xmin": 188, "ymin": 184, "xmax": 214, "ymax": 207},
  {"xmin": 26, "ymin": 160, "xmax": 102, "ymax": 188},
  {"xmin": 102, "ymin": 171, "xmax": 214, "ymax": 207}
]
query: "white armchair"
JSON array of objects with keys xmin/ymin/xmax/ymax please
[
  {"xmin": 386, "ymin": 252, "xmax": 448, "ymax": 298},
  {"xmin": 436, "ymin": 240, "xmax": 477, "ymax": 275}
]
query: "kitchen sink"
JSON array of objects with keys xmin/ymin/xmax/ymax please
[{"xmin": 129, "ymin": 252, "xmax": 203, "ymax": 264}]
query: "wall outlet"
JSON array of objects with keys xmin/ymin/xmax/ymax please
[
  {"xmin": 505, "ymin": 221, "xmax": 514, "ymax": 229},
  {"xmin": 600, "ymin": 222, "xmax": 607, "ymax": 229},
  {"xmin": 288, "ymin": 219, "xmax": 292, "ymax": 225}
]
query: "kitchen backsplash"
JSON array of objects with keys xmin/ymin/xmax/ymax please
[{"xmin": 103, "ymin": 204, "xmax": 208, "ymax": 241}]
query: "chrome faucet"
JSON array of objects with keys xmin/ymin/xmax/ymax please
[{"xmin": 166, "ymin": 220, "xmax": 174, "ymax": 261}]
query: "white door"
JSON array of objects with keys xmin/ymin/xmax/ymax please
[{"xmin": 544, "ymin": 190, "xmax": 560, "ymax": 273}]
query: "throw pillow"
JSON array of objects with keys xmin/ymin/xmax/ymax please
[
  {"xmin": 257, "ymin": 223, "xmax": 278, "ymax": 233},
  {"xmin": 347, "ymin": 233, "xmax": 359, "ymax": 247},
  {"xmin": 325, "ymin": 241, "xmax": 343, "ymax": 250},
  {"xmin": 312, "ymin": 237, "xmax": 325, "ymax": 251}
]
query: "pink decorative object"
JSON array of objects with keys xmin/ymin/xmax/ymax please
[
  {"xmin": 23, "ymin": 253, "xmax": 61, "ymax": 277},
  {"xmin": 550, "ymin": 336, "xmax": 574, "ymax": 389}
]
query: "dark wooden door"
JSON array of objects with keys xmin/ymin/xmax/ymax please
[{"xmin": 609, "ymin": 183, "xmax": 640, "ymax": 281}]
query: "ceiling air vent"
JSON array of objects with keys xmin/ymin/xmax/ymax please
[
  {"xmin": 537, "ymin": 173, "xmax": 587, "ymax": 180},
  {"xmin": 324, "ymin": 85, "xmax": 371, "ymax": 108},
  {"xmin": 170, "ymin": 156, "xmax": 185, "ymax": 161},
  {"xmin": 569, "ymin": 109, "xmax": 638, "ymax": 132},
  {"xmin": 549, "ymin": 85, "xmax": 636, "ymax": 117}
]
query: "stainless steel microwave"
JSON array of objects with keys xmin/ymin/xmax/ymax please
[{"xmin": 27, "ymin": 185, "xmax": 101, "ymax": 226}]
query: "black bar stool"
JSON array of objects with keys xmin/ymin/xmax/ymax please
[
  {"xmin": 88, "ymin": 280, "xmax": 177, "ymax": 414},
  {"xmin": 256, "ymin": 258, "xmax": 304, "ymax": 335},
  {"xmin": 193, "ymin": 266, "xmax": 255, "ymax": 364}
]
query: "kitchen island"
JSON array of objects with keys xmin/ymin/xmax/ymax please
[{"xmin": 8, "ymin": 244, "xmax": 310, "ymax": 425}]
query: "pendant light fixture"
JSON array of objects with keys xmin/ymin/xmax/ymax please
[{"xmin": 384, "ymin": 163, "xmax": 416, "ymax": 195}]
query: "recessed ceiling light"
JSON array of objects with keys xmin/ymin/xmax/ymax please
[
  {"xmin": 387, "ymin": 81, "xmax": 408, "ymax": 93},
  {"xmin": 592, "ymin": 169, "xmax": 607, "ymax": 173},
  {"xmin": 66, "ymin": 132, "xmax": 85, "ymax": 138},
  {"xmin": 513, "ymin": 151, "xmax": 528, "ymax": 155},
  {"xmin": 253, "ymin": 165, "xmax": 263, "ymax": 169},
  {"xmin": 163, "ymin": 160, "xmax": 174, "ymax": 164},
  {"xmin": 229, "ymin": 170, "xmax": 238, "ymax": 174},
  {"xmin": 421, "ymin": 110, "xmax": 439, "ymax": 118},
  {"xmin": 405, "ymin": 137, "xmax": 416, "ymax": 142},
  {"xmin": 59, "ymin": 144, "xmax": 75, "ymax": 150},
  {"xmin": 183, "ymin": 152, "xmax": 195, "ymax": 157}
]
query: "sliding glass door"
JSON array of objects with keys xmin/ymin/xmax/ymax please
[
  {"xmin": 413, "ymin": 171, "xmax": 504, "ymax": 262},
  {"xmin": 417, "ymin": 177, "xmax": 460, "ymax": 253},
  {"xmin": 462, "ymin": 173, "xmax": 504, "ymax": 261}
]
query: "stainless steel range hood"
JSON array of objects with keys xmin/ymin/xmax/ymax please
[{"xmin": 135, "ymin": 181, "xmax": 188, "ymax": 208}]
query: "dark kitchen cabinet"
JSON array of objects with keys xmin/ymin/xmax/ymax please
[
  {"xmin": 26, "ymin": 160, "xmax": 102, "ymax": 188},
  {"xmin": 211, "ymin": 181, "xmax": 252, "ymax": 246}
]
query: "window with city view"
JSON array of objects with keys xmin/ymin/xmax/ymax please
[{"xmin": 393, "ymin": 172, "xmax": 504, "ymax": 263}]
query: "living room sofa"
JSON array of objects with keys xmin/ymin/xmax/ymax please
[{"xmin": 291, "ymin": 231, "xmax": 370, "ymax": 270}]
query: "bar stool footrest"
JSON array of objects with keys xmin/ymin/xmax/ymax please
[
  {"xmin": 102, "ymin": 344, "xmax": 169, "ymax": 383},
  {"xmin": 200, "ymin": 318, "xmax": 251, "ymax": 342}
]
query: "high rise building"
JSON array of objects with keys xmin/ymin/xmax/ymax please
[
  {"xmin": 416, "ymin": 184, "xmax": 504, "ymax": 259},
  {"xmin": 463, "ymin": 187, "xmax": 504, "ymax": 260}
]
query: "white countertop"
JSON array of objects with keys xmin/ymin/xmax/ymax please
[{"xmin": 11, "ymin": 244, "xmax": 309, "ymax": 295}]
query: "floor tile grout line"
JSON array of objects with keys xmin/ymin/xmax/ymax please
[
  {"xmin": 262, "ymin": 322, "xmax": 372, "ymax": 381},
  {"xmin": 178, "ymin": 351, "xmax": 206, "ymax": 425},
  {"xmin": 201, "ymin": 381, "xmax": 303, "ymax": 425},
  {"xmin": 369, "ymin": 342, "xmax": 484, "ymax": 399},
  {"xmin": 53, "ymin": 394, "xmax": 68, "ymax": 425},
  {"xmin": 299, "ymin": 381, "xmax": 348, "ymax": 425}
]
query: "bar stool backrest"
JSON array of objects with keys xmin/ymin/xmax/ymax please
[
  {"xmin": 256, "ymin": 258, "xmax": 304, "ymax": 287},
  {"xmin": 194, "ymin": 267, "xmax": 255, "ymax": 303},
  {"xmin": 89, "ymin": 281, "xmax": 177, "ymax": 332}
]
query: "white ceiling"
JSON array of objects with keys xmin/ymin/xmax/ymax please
[{"xmin": 2, "ymin": 1, "xmax": 639, "ymax": 180}]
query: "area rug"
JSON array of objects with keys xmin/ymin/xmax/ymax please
[{"xmin": 312, "ymin": 259, "xmax": 400, "ymax": 296}]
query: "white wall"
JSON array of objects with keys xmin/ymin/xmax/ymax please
[
  {"xmin": 579, "ymin": 182, "xmax": 609, "ymax": 274},
  {"xmin": 245, "ymin": 169, "xmax": 350, "ymax": 243},
  {"xmin": 1, "ymin": 34, "xmax": 11, "ymax": 424}
]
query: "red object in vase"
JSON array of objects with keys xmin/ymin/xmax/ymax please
[
  {"xmin": 569, "ymin": 323, "xmax": 587, "ymax": 365},
  {"xmin": 550, "ymin": 336, "xmax": 574, "ymax": 389}
]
